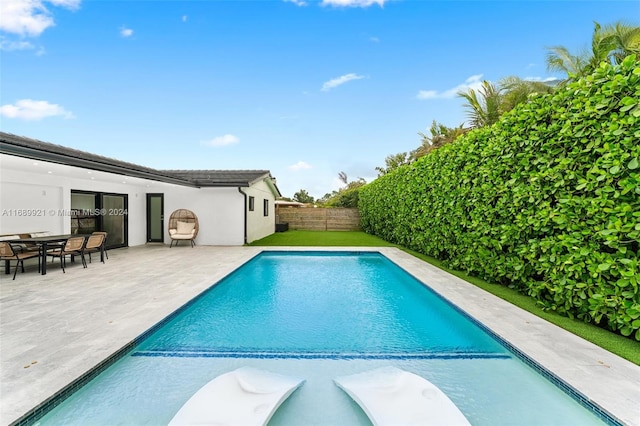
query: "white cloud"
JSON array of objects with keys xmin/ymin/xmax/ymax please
[
  {"xmin": 417, "ymin": 74, "xmax": 484, "ymax": 100},
  {"xmin": 0, "ymin": 0, "xmax": 79, "ymax": 37},
  {"xmin": 48, "ymin": 0, "xmax": 80, "ymax": 7},
  {"xmin": 321, "ymin": 0, "xmax": 386, "ymax": 7},
  {"xmin": 289, "ymin": 161, "xmax": 312, "ymax": 171},
  {"xmin": 321, "ymin": 73, "xmax": 365, "ymax": 91},
  {"xmin": 415, "ymin": 90, "xmax": 438, "ymax": 99},
  {"xmin": 0, "ymin": 99, "xmax": 75, "ymax": 120},
  {"xmin": 1, "ymin": 0, "xmax": 54, "ymax": 36},
  {"xmin": 369, "ymin": 36, "xmax": 380, "ymax": 43},
  {"xmin": 201, "ymin": 134, "xmax": 239, "ymax": 147},
  {"xmin": 0, "ymin": 38, "xmax": 35, "ymax": 51},
  {"xmin": 120, "ymin": 26, "xmax": 133, "ymax": 38},
  {"xmin": 284, "ymin": 0, "xmax": 308, "ymax": 6},
  {"xmin": 182, "ymin": 15, "xmax": 187, "ymax": 22}
]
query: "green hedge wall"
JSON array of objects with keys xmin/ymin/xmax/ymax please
[{"xmin": 359, "ymin": 56, "xmax": 640, "ymax": 340}]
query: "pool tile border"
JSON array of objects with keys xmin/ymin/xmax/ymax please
[{"xmin": 131, "ymin": 349, "xmax": 512, "ymax": 360}]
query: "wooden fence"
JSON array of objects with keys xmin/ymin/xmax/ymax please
[{"xmin": 276, "ymin": 207, "xmax": 361, "ymax": 231}]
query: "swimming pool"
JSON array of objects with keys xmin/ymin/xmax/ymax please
[{"xmin": 33, "ymin": 251, "xmax": 614, "ymax": 425}]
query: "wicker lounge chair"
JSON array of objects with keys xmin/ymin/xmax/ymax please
[
  {"xmin": 168, "ymin": 209, "xmax": 199, "ymax": 248},
  {"xmin": 0, "ymin": 241, "xmax": 41, "ymax": 280}
]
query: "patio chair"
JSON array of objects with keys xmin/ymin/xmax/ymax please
[
  {"xmin": 0, "ymin": 241, "xmax": 41, "ymax": 280},
  {"xmin": 91, "ymin": 231, "xmax": 109, "ymax": 260},
  {"xmin": 84, "ymin": 234, "xmax": 105, "ymax": 264},
  {"xmin": 48, "ymin": 236, "xmax": 87, "ymax": 273},
  {"xmin": 168, "ymin": 209, "xmax": 199, "ymax": 248},
  {"xmin": 9, "ymin": 234, "xmax": 42, "ymax": 253}
]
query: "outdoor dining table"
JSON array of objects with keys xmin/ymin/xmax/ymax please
[{"xmin": 4, "ymin": 234, "xmax": 92, "ymax": 276}]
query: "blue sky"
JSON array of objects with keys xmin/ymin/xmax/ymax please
[{"xmin": 1, "ymin": 0, "xmax": 638, "ymax": 199}]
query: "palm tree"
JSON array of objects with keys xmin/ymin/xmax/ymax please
[
  {"xmin": 499, "ymin": 76, "xmax": 556, "ymax": 112},
  {"xmin": 338, "ymin": 171, "xmax": 348, "ymax": 185},
  {"xmin": 545, "ymin": 46, "xmax": 591, "ymax": 78},
  {"xmin": 457, "ymin": 80, "xmax": 503, "ymax": 128},
  {"xmin": 415, "ymin": 120, "xmax": 467, "ymax": 157},
  {"xmin": 591, "ymin": 21, "xmax": 640, "ymax": 66},
  {"xmin": 457, "ymin": 76, "xmax": 556, "ymax": 129},
  {"xmin": 546, "ymin": 20, "xmax": 640, "ymax": 80},
  {"xmin": 375, "ymin": 152, "xmax": 412, "ymax": 176}
]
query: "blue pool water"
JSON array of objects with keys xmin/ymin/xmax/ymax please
[{"xmin": 35, "ymin": 252, "xmax": 610, "ymax": 425}]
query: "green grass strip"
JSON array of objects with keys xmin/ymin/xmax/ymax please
[
  {"xmin": 249, "ymin": 230, "xmax": 397, "ymax": 247},
  {"xmin": 250, "ymin": 230, "xmax": 640, "ymax": 365}
]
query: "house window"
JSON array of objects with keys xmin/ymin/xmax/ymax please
[
  {"xmin": 248, "ymin": 196, "xmax": 255, "ymax": 211},
  {"xmin": 263, "ymin": 199, "xmax": 269, "ymax": 216}
]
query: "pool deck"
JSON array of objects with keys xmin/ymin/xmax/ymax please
[{"xmin": 1, "ymin": 245, "xmax": 639, "ymax": 426}]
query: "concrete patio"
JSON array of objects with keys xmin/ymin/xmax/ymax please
[{"xmin": 1, "ymin": 245, "xmax": 639, "ymax": 425}]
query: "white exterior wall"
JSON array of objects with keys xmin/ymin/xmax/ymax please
[
  {"xmin": 160, "ymin": 185, "xmax": 245, "ymax": 246},
  {"xmin": 0, "ymin": 155, "xmax": 150, "ymax": 245},
  {"xmin": 243, "ymin": 179, "xmax": 277, "ymax": 243},
  {"xmin": 0, "ymin": 154, "xmax": 276, "ymax": 246}
]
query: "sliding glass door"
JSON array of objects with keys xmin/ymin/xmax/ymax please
[
  {"xmin": 70, "ymin": 190, "xmax": 128, "ymax": 249},
  {"xmin": 70, "ymin": 192, "xmax": 99, "ymax": 234}
]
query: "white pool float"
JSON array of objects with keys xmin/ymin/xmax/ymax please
[
  {"xmin": 334, "ymin": 366, "xmax": 470, "ymax": 426},
  {"xmin": 168, "ymin": 367, "xmax": 304, "ymax": 425}
]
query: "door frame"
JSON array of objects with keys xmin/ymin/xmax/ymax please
[{"xmin": 146, "ymin": 193, "xmax": 164, "ymax": 243}]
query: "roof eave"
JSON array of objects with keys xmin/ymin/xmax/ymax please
[
  {"xmin": 197, "ymin": 182, "xmax": 251, "ymax": 188},
  {"xmin": 0, "ymin": 142, "xmax": 198, "ymax": 188},
  {"xmin": 247, "ymin": 172, "xmax": 271, "ymax": 186},
  {"xmin": 263, "ymin": 176, "xmax": 282, "ymax": 198}
]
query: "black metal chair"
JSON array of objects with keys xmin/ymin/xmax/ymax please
[
  {"xmin": 84, "ymin": 234, "xmax": 105, "ymax": 264},
  {"xmin": 91, "ymin": 231, "xmax": 109, "ymax": 259},
  {"xmin": 0, "ymin": 241, "xmax": 41, "ymax": 280},
  {"xmin": 48, "ymin": 236, "xmax": 87, "ymax": 273}
]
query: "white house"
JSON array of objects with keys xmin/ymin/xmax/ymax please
[{"xmin": 0, "ymin": 132, "xmax": 281, "ymax": 247}]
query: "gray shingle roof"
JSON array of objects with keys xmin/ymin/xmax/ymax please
[
  {"xmin": 162, "ymin": 170, "xmax": 273, "ymax": 187},
  {"xmin": 0, "ymin": 132, "xmax": 277, "ymax": 190}
]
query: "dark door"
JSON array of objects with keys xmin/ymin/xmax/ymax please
[
  {"xmin": 102, "ymin": 193, "xmax": 128, "ymax": 248},
  {"xmin": 146, "ymin": 193, "xmax": 164, "ymax": 242}
]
